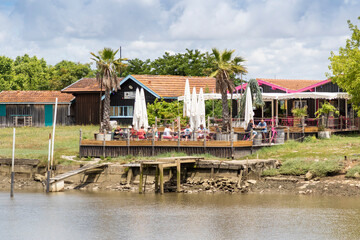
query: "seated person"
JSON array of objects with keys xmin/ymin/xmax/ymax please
[
  {"xmin": 181, "ymin": 124, "xmax": 193, "ymax": 141},
  {"xmin": 245, "ymin": 119, "xmax": 257, "ymax": 140},
  {"xmin": 137, "ymin": 126, "xmax": 147, "ymax": 139},
  {"xmin": 257, "ymin": 119, "xmax": 267, "ymax": 141},
  {"xmin": 147, "ymin": 124, "xmax": 158, "ymax": 140},
  {"xmin": 197, "ymin": 124, "xmax": 209, "ymax": 140},
  {"xmin": 113, "ymin": 126, "xmax": 123, "ymax": 140},
  {"xmin": 129, "ymin": 125, "xmax": 137, "ymax": 140},
  {"xmin": 163, "ymin": 124, "xmax": 177, "ymax": 140}
]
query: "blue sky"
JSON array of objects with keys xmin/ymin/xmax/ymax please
[{"xmin": 0, "ymin": 0, "xmax": 359, "ymax": 80}]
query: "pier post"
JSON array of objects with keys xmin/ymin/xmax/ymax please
[
  {"xmin": 159, "ymin": 164, "xmax": 164, "ymax": 194},
  {"xmin": 155, "ymin": 166, "xmax": 159, "ymax": 193},
  {"xmin": 126, "ymin": 168, "xmax": 133, "ymax": 185},
  {"xmin": 79, "ymin": 129, "xmax": 82, "ymax": 158},
  {"xmin": 176, "ymin": 159, "xmax": 181, "ymax": 192},
  {"xmin": 139, "ymin": 163, "xmax": 143, "ymax": 194},
  {"xmin": 10, "ymin": 128, "xmax": 15, "ymax": 198}
]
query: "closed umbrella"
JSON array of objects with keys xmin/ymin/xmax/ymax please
[
  {"xmin": 183, "ymin": 79, "xmax": 191, "ymax": 117},
  {"xmin": 190, "ymin": 87, "xmax": 198, "ymax": 130},
  {"xmin": 132, "ymin": 88, "xmax": 141, "ymax": 130},
  {"xmin": 140, "ymin": 88, "xmax": 149, "ymax": 129},
  {"xmin": 243, "ymin": 85, "xmax": 254, "ymax": 128},
  {"xmin": 197, "ymin": 88, "xmax": 206, "ymax": 128}
]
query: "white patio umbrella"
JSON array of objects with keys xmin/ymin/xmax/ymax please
[
  {"xmin": 132, "ymin": 88, "xmax": 142, "ymax": 130},
  {"xmin": 183, "ymin": 79, "xmax": 191, "ymax": 117},
  {"xmin": 243, "ymin": 85, "xmax": 254, "ymax": 128},
  {"xmin": 190, "ymin": 87, "xmax": 198, "ymax": 130},
  {"xmin": 197, "ymin": 88, "xmax": 206, "ymax": 128},
  {"xmin": 140, "ymin": 88, "xmax": 149, "ymax": 129}
]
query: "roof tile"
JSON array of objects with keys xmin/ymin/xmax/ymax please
[{"xmin": 0, "ymin": 91, "xmax": 74, "ymax": 103}]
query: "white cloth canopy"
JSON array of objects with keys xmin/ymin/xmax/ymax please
[
  {"xmin": 243, "ymin": 86, "xmax": 254, "ymax": 128},
  {"xmin": 140, "ymin": 88, "xmax": 149, "ymax": 129},
  {"xmin": 190, "ymin": 87, "xmax": 198, "ymax": 130},
  {"xmin": 183, "ymin": 79, "xmax": 191, "ymax": 117},
  {"xmin": 197, "ymin": 88, "xmax": 206, "ymax": 128},
  {"xmin": 132, "ymin": 88, "xmax": 142, "ymax": 130}
]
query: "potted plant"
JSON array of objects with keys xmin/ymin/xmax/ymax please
[
  {"xmin": 291, "ymin": 106, "xmax": 308, "ymax": 127},
  {"xmin": 315, "ymin": 101, "xmax": 339, "ymax": 139}
]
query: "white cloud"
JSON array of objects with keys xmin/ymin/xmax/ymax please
[{"xmin": 0, "ymin": 0, "xmax": 359, "ymax": 80}]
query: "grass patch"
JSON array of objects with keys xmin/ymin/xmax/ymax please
[
  {"xmin": 309, "ymin": 160, "xmax": 342, "ymax": 177},
  {"xmin": 279, "ymin": 159, "xmax": 311, "ymax": 175},
  {"xmin": 278, "ymin": 159, "xmax": 342, "ymax": 177},
  {"xmin": 346, "ymin": 165, "xmax": 360, "ymax": 178},
  {"xmin": 261, "ymin": 168, "xmax": 280, "ymax": 177}
]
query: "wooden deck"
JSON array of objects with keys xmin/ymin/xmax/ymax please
[{"xmin": 79, "ymin": 139, "xmax": 253, "ymax": 158}]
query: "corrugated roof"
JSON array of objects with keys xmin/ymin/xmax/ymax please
[
  {"xmin": 0, "ymin": 91, "xmax": 74, "ymax": 103},
  {"xmin": 130, "ymin": 75, "xmax": 216, "ymax": 98},
  {"xmin": 61, "ymin": 78, "xmax": 101, "ymax": 93},
  {"xmin": 257, "ymin": 78, "xmax": 325, "ymax": 91}
]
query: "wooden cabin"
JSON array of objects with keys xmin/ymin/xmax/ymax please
[
  {"xmin": 63, "ymin": 75, "xmax": 216, "ymax": 125},
  {"xmin": 0, "ymin": 91, "xmax": 74, "ymax": 127}
]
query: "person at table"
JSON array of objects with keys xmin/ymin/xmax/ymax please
[
  {"xmin": 129, "ymin": 125, "xmax": 137, "ymax": 140},
  {"xmin": 137, "ymin": 126, "xmax": 147, "ymax": 139},
  {"xmin": 163, "ymin": 124, "xmax": 175, "ymax": 140},
  {"xmin": 182, "ymin": 124, "xmax": 193, "ymax": 141},
  {"xmin": 197, "ymin": 124, "xmax": 208, "ymax": 140},
  {"xmin": 147, "ymin": 124, "xmax": 158, "ymax": 141},
  {"xmin": 113, "ymin": 126, "xmax": 123, "ymax": 140},
  {"xmin": 245, "ymin": 119, "xmax": 257, "ymax": 140},
  {"xmin": 257, "ymin": 119, "xmax": 267, "ymax": 141}
]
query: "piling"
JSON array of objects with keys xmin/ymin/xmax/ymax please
[
  {"xmin": 46, "ymin": 133, "xmax": 51, "ymax": 193},
  {"xmin": 10, "ymin": 128, "xmax": 15, "ymax": 198}
]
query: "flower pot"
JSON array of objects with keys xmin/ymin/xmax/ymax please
[{"xmin": 318, "ymin": 130, "xmax": 331, "ymax": 139}]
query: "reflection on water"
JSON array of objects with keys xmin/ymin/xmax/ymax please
[{"xmin": 1, "ymin": 191, "xmax": 360, "ymax": 240}]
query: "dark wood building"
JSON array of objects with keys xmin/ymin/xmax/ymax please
[
  {"xmin": 0, "ymin": 91, "xmax": 74, "ymax": 127},
  {"xmin": 63, "ymin": 75, "xmax": 216, "ymax": 125}
]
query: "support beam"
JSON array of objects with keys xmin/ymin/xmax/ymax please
[
  {"xmin": 345, "ymin": 99, "xmax": 348, "ymax": 129},
  {"xmin": 271, "ymin": 99, "xmax": 274, "ymax": 127},
  {"xmin": 155, "ymin": 166, "xmax": 159, "ymax": 193},
  {"xmin": 159, "ymin": 164, "xmax": 164, "ymax": 194},
  {"xmin": 275, "ymin": 100, "xmax": 279, "ymax": 126},
  {"xmin": 177, "ymin": 159, "xmax": 181, "ymax": 192}
]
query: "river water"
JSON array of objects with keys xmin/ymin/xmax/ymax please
[{"xmin": 1, "ymin": 191, "xmax": 360, "ymax": 240}]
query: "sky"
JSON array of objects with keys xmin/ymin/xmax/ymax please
[{"xmin": 0, "ymin": 0, "xmax": 359, "ymax": 81}]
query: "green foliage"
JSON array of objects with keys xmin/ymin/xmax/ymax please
[
  {"xmin": 328, "ymin": 17, "xmax": 360, "ymax": 114},
  {"xmin": 147, "ymin": 99, "xmax": 186, "ymax": 126},
  {"xmin": 278, "ymin": 159, "xmax": 341, "ymax": 177},
  {"xmin": 205, "ymin": 99, "xmax": 224, "ymax": 118},
  {"xmin": 261, "ymin": 169, "xmax": 280, "ymax": 176},
  {"xmin": 50, "ymin": 60, "xmax": 94, "ymax": 90},
  {"xmin": 315, "ymin": 101, "xmax": 340, "ymax": 128},
  {"xmin": 279, "ymin": 159, "xmax": 312, "ymax": 175},
  {"xmin": 291, "ymin": 106, "xmax": 308, "ymax": 118},
  {"xmin": 303, "ymin": 135, "xmax": 317, "ymax": 142},
  {"xmin": 346, "ymin": 165, "xmax": 360, "ymax": 178}
]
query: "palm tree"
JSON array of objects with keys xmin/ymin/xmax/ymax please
[
  {"xmin": 210, "ymin": 48, "xmax": 247, "ymax": 132},
  {"xmin": 90, "ymin": 47, "xmax": 127, "ymax": 132}
]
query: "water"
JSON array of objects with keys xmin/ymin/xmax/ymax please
[{"xmin": 1, "ymin": 191, "xmax": 360, "ymax": 240}]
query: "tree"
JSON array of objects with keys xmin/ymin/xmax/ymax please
[
  {"xmin": 0, "ymin": 56, "xmax": 15, "ymax": 90},
  {"xmin": 91, "ymin": 48, "xmax": 127, "ymax": 132},
  {"xmin": 210, "ymin": 48, "xmax": 247, "ymax": 132},
  {"xmin": 328, "ymin": 17, "xmax": 360, "ymax": 113},
  {"xmin": 238, "ymin": 78, "xmax": 265, "ymax": 117},
  {"xmin": 315, "ymin": 101, "xmax": 339, "ymax": 128},
  {"xmin": 50, "ymin": 60, "xmax": 95, "ymax": 90}
]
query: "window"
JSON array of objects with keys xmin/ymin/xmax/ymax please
[
  {"xmin": 111, "ymin": 106, "xmax": 133, "ymax": 117},
  {"xmin": 294, "ymin": 100, "xmax": 307, "ymax": 108}
]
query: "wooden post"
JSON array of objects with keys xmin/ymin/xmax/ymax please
[
  {"xmin": 275, "ymin": 100, "xmax": 279, "ymax": 127},
  {"xmin": 285, "ymin": 100, "xmax": 288, "ymax": 117},
  {"xmin": 46, "ymin": 133, "xmax": 51, "ymax": 193},
  {"xmin": 151, "ymin": 132, "xmax": 155, "ymax": 156},
  {"xmin": 154, "ymin": 166, "xmax": 159, "ymax": 193},
  {"xmin": 127, "ymin": 127, "xmax": 130, "ymax": 155},
  {"xmin": 126, "ymin": 168, "xmax": 133, "ymax": 185},
  {"xmin": 231, "ymin": 128, "xmax": 234, "ymax": 159},
  {"xmin": 102, "ymin": 129, "xmax": 106, "ymax": 158},
  {"xmin": 50, "ymin": 98, "xmax": 58, "ymax": 177},
  {"xmin": 340, "ymin": 117, "xmax": 343, "ymax": 131},
  {"xmin": 345, "ymin": 98, "xmax": 348, "ymax": 129},
  {"xmin": 79, "ymin": 129, "xmax": 82, "ymax": 158},
  {"xmin": 271, "ymin": 99, "xmax": 274, "ymax": 127},
  {"xmin": 210, "ymin": 167, "xmax": 214, "ymax": 179},
  {"xmin": 207, "ymin": 116, "xmax": 210, "ymax": 130},
  {"xmin": 139, "ymin": 163, "xmax": 143, "ymax": 194},
  {"xmin": 10, "ymin": 128, "xmax": 15, "ymax": 198},
  {"xmin": 237, "ymin": 169, "xmax": 243, "ymax": 188},
  {"xmin": 287, "ymin": 127, "xmax": 290, "ymax": 141},
  {"xmin": 176, "ymin": 159, "xmax": 181, "ymax": 192},
  {"xmin": 177, "ymin": 116, "xmax": 180, "ymax": 149},
  {"xmin": 159, "ymin": 164, "xmax": 164, "ymax": 194},
  {"xmin": 155, "ymin": 117, "xmax": 158, "ymax": 129}
]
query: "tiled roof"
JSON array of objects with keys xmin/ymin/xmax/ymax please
[
  {"xmin": 130, "ymin": 75, "xmax": 216, "ymax": 98},
  {"xmin": 61, "ymin": 78, "xmax": 102, "ymax": 93},
  {"xmin": 0, "ymin": 91, "xmax": 74, "ymax": 103},
  {"xmin": 257, "ymin": 78, "xmax": 326, "ymax": 92}
]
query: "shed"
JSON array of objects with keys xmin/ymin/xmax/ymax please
[{"xmin": 0, "ymin": 91, "xmax": 75, "ymax": 127}]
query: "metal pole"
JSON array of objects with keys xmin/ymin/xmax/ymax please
[
  {"xmin": 10, "ymin": 128, "xmax": 15, "ymax": 198},
  {"xmin": 50, "ymin": 98, "xmax": 58, "ymax": 177},
  {"xmin": 46, "ymin": 133, "xmax": 51, "ymax": 193}
]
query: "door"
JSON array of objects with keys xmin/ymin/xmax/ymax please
[{"xmin": 44, "ymin": 105, "xmax": 53, "ymax": 126}]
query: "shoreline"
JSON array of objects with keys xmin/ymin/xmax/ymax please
[{"xmin": 1, "ymin": 174, "xmax": 360, "ymax": 197}]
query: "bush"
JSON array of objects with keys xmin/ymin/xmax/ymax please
[
  {"xmin": 346, "ymin": 165, "xmax": 360, "ymax": 178},
  {"xmin": 309, "ymin": 160, "xmax": 342, "ymax": 177},
  {"xmin": 279, "ymin": 159, "xmax": 311, "ymax": 175},
  {"xmin": 261, "ymin": 169, "xmax": 279, "ymax": 176}
]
